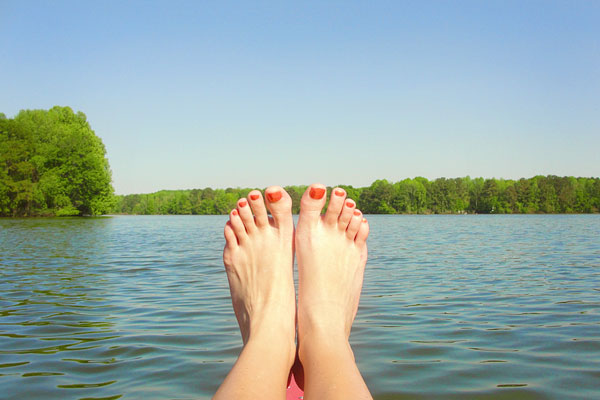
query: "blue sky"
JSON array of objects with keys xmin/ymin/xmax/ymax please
[{"xmin": 1, "ymin": 1, "xmax": 599, "ymax": 194}]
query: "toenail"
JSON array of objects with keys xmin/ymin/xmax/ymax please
[
  {"xmin": 266, "ymin": 191, "xmax": 282, "ymax": 202},
  {"xmin": 238, "ymin": 200, "xmax": 247, "ymax": 207},
  {"xmin": 232, "ymin": 209, "xmax": 238, "ymax": 216},
  {"xmin": 334, "ymin": 189, "xmax": 345, "ymax": 197},
  {"xmin": 309, "ymin": 187, "xmax": 326, "ymax": 199},
  {"xmin": 346, "ymin": 201, "xmax": 354, "ymax": 208},
  {"xmin": 249, "ymin": 194, "xmax": 260, "ymax": 201},
  {"xmin": 362, "ymin": 218, "xmax": 367, "ymax": 223},
  {"xmin": 354, "ymin": 210, "xmax": 361, "ymax": 216}
]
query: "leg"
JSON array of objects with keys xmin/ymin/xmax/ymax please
[
  {"xmin": 214, "ymin": 187, "xmax": 296, "ymax": 400},
  {"xmin": 295, "ymin": 184, "xmax": 372, "ymax": 399}
]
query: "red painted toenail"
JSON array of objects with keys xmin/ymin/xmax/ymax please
[
  {"xmin": 354, "ymin": 210, "xmax": 361, "ymax": 216},
  {"xmin": 362, "ymin": 218, "xmax": 367, "ymax": 223},
  {"xmin": 334, "ymin": 189, "xmax": 345, "ymax": 197},
  {"xmin": 267, "ymin": 191, "xmax": 282, "ymax": 202},
  {"xmin": 238, "ymin": 200, "xmax": 247, "ymax": 207},
  {"xmin": 309, "ymin": 187, "xmax": 326, "ymax": 199},
  {"xmin": 249, "ymin": 194, "xmax": 260, "ymax": 201},
  {"xmin": 346, "ymin": 201, "xmax": 354, "ymax": 208},
  {"xmin": 232, "ymin": 209, "xmax": 238, "ymax": 216}
]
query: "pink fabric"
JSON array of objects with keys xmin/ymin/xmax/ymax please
[{"xmin": 286, "ymin": 372, "xmax": 304, "ymax": 400}]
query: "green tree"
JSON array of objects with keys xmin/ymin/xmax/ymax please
[
  {"xmin": 479, "ymin": 179, "xmax": 499, "ymax": 213},
  {"xmin": 359, "ymin": 179, "xmax": 395, "ymax": 214},
  {"xmin": 468, "ymin": 177, "xmax": 484, "ymax": 213},
  {"xmin": 284, "ymin": 185, "xmax": 304, "ymax": 214},
  {"xmin": 110, "ymin": 176, "xmax": 600, "ymax": 216},
  {"xmin": 0, "ymin": 107, "xmax": 114, "ymax": 216},
  {"xmin": 537, "ymin": 176, "xmax": 558, "ymax": 213}
]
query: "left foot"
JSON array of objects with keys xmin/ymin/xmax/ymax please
[{"xmin": 222, "ymin": 186, "xmax": 296, "ymax": 363}]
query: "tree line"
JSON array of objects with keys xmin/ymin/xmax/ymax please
[
  {"xmin": 113, "ymin": 176, "xmax": 600, "ymax": 215},
  {"xmin": 0, "ymin": 107, "xmax": 114, "ymax": 216},
  {"xmin": 2, "ymin": 107, "xmax": 599, "ymax": 217}
]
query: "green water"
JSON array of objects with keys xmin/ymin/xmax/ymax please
[{"xmin": 0, "ymin": 215, "xmax": 599, "ymax": 399}]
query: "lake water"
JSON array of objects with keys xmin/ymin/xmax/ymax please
[{"xmin": 0, "ymin": 215, "xmax": 599, "ymax": 399}]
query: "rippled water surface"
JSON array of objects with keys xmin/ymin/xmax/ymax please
[{"xmin": 1, "ymin": 215, "xmax": 599, "ymax": 399}]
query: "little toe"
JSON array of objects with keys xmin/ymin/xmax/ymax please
[
  {"xmin": 323, "ymin": 187, "xmax": 346, "ymax": 226},
  {"xmin": 229, "ymin": 209, "xmax": 248, "ymax": 243},
  {"xmin": 224, "ymin": 221, "xmax": 238, "ymax": 248},
  {"xmin": 355, "ymin": 217, "xmax": 369, "ymax": 246},
  {"xmin": 264, "ymin": 186, "xmax": 293, "ymax": 230},
  {"xmin": 237, "ymin": 198, "xmax": 256, "ymax": 233},
  {"xmin": 346, "ymin": 209, "xmax": 363, "ymax": 240},
  {"xmin": 298, "ymin": 183, "xmax": 327, "ymax": 228},
  {"xmin": 248, "ymin": 190, "xmax": 269, "ymax": 228},
  {"xmin": 338, "ymin": 198, "xmax": 356, "ymax": 230}
]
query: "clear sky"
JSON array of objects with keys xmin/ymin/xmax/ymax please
[{"xmin": 1, "ymin": 1, "xmax": 599, "ymax": 194}]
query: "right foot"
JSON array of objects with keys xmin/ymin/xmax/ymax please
[{"xmin": 295, "ymin": 184, "xmax": 369, "ymax": 345}]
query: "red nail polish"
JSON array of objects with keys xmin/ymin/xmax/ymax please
[
  {"xmin": 309, "ymin": 187, "xmax": 326, "ymax": 199},
  {"xmin": 267, "ymin": 191, "xmax": 282, "ymax": 202},
  {"xmin": 250, "ymin": 194, "xmax": 260, "ymax": 201},
  {"xmin": 346, "ymin": 201, "xmax": 354, "ymax": 208},
  {"xmin": 239, "ymin": 200, "xmax": 247, "ymax": 207},
  {"xmin": 362, "ymin": 218, "xmax": 367, "ymax": 223},
  {"xmin": 354, "ymin": 210, "xmax": 361, "ymax": 216},
  {"xmin": 232, "ymin": 209, "xmax": 238, "ymax": 216},
  {"xmin": 334, "ymin": 189, "xmax": 345, "ymax": 197}
]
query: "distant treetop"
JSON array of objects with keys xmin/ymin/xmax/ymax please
[{"xmin": 113, "ymin": 176, "xmax": 600, "ymax": 215}]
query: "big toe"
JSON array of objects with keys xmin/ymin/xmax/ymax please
[
  {"xmin": 264, "ymin": 186, "xmax": 293, "ymax": 230},
  {"xmin": 298, "ymin": 183, "xmax": 327, "ymax": 228}
]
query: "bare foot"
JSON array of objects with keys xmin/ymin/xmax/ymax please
[
  {"xmin": 222, "ymin": 186, "xmax": 296, "ymax": 358},
  {"xmin": 215, "ymin": 187, "xmax": 297, "ymax": 398},
  {"xmin": 296, "ymin": 184, "xmax": 369, "ymax": 342},
  {"xmin": 295, "ymin": 184, "xmax": 371, "ymax": 399}
]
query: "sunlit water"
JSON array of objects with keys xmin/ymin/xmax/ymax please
[{"xmin": 0, "ymin": 215, "xmax": 599, "ymax": 399}]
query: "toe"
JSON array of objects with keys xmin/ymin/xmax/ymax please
[
  {"xmin": 229, "ymin": 209, "xmax": 248, "ymax": 242},
  {"xmin": 323, "ymin": 187, "xmax": 346, "ymax": 226},
  {"xmin": 265, "ymin": 186, "xmax": 293, "ymax": 230},
  {"xmin": 338, "ymin": 198, "xmax": 355, "ymax": 230},
  {"xmin": 346, "ymin": 209, "xmax": 363, "ymax": 240},
  {"xmin": 237, "ymin": 198, "xmax": 256, "ymax": 233},
  {"xmin": 355, "ymin": 217, "xmax": 369, "ymax": 246},
  {"xmin": 224, "ymin": 221, "xmax": 238, "ymax": 247},
  {"xmin": 298, "ymin": 183, "xmax": 327, "ymax": 228},
  {"xmin": 248, "ymin": 190, "xmax": 269, "ymax": 228}
]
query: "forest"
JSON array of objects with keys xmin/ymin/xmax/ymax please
[
  {"xmin": 2, "ymin": 107, "xmax": 599, "ymax": 217},
  {"xmin": 0, "ymin": 107, "xmax": 114, "ymax": 216},
  {"xmin": 113, "ymin": 175, "xmax": 600, "ymax": 215}
]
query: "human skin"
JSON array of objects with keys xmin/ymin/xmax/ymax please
[
  {"xmin": 213, "ymin": 187, "xmax": 296, "ymax": 399},
  {"xmin": 214, "ymin": 184, "xmax": 371, "ymax": 400},
  {"xmin": 295, "ymin": 184, "xmax": 372, "ymax": 399}
]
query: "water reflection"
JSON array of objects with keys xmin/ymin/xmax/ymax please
[
  {"xmin": 1, "ymin": 215, "xmax": 599, "ymax": 399},
  {"xmin": 0, "ymin": 218, "xmax": 122, "ymax": 399}
]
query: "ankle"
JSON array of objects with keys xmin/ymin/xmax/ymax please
[
  {"xmin": 249, "ymin": 315, "xmax": 295, "ymax": 343},
  {"xmin": 245, "ymin": 332, "xmax": 296, "ymax": 367},
  {"xmin": 298, "ymin": 306, "xmax": 351, "ymax": 341},
  {"xmin": 298, "ymin": 330, "xmax": 353, "ymax": 364}
]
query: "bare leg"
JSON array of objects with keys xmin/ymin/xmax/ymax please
[
  {"xmin": 295, "ymin": 184, "xmax": 372, "ymax": 400},
  {"xmin": 214, "ymin": 187, "xmax": 296, "ymax": 400}
]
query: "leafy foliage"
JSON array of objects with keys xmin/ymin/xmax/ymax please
[
  {"xmin": 4, "ymin": 107, "xmax": 595, "ymax": 217},
  {"xmin": 113, "ymin": 176, "xmax": 600, "ymax": 215},
  {"xmin": 0, "ymin": 107, "xmax": 115, "ymax": 216}
]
